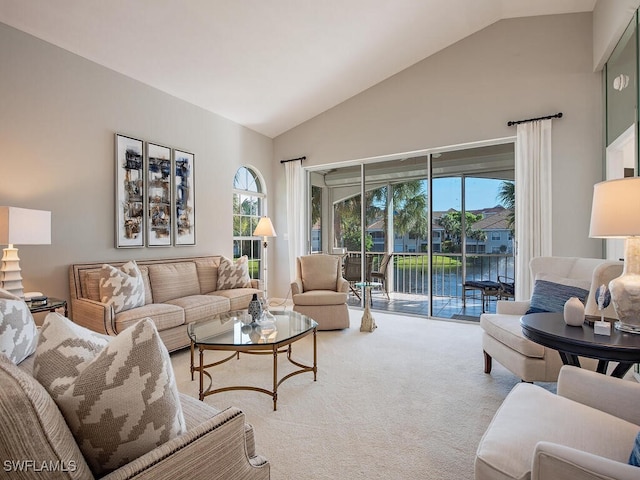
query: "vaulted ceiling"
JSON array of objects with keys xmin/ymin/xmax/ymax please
[{"xmin": 0, "ymin": 0, "xmax": 596, "ymax": 137}]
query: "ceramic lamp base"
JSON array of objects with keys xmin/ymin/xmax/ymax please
[{"xmin": 609, "ymin": 237, "xmax": 640, "ymax": 334}]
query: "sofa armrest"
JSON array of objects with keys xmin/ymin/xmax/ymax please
[
  {"xmin": 532, "ymin": 441, "xmax": 639, "ymax": 480},
  {"xmin": 337, "ymin": 277, "xmax": 349, "ymax": 293},
  {"xmin": 102, "ymin": 407, "xmax": 269, "ymax": 480},
  {"xmin": 291, "ymin": 279, "xmax": 302, "ymax": 295},
  {"xmin": 70, "ymin": 298, "xmax": 116, "ymax": 335},
  {"xmin": 557, "ymin": 365, "xmax": 640, "ymax": 425},
  {"xmin": 496, "ymin": 300, "xmax": 530, "ymax": 315}
]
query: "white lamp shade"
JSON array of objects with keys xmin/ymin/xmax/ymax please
[
  {"xmin": 0, "ymin": 207, "xmax": 51, "ymax": 245},
  {"xmin": 589, "ymin": 177, "xmax": 640, "ymax": 238},
  {"xmin": 253, "ymin": 216, "xmax": 277, "ymax": 238}
]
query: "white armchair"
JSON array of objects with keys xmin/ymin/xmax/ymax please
[
  {"xmin": 291, "ymin": 254, "xmax": 350, "ymax": 330},
  {"xmin": 480, "ymin": 256, "xmax": 623, "ymax": 382},
  {"xmin": 475, "ymin": 365, "xmax": 640, "ymax": 480}
]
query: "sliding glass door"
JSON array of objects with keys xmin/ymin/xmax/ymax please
[{"xmin": 308, "ymin": 142, "xmax": 514, "ymax": 320}]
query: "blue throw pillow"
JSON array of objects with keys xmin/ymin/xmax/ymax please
[
  {"xmin": 526, "ymin": 274, "xmax": 591, "ymax": 314},
  {"xmin": 629, "ymin": 431, "xmax": 640, "ymax": 467}
]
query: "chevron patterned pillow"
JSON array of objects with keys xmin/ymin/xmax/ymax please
[
  {"xmin": 217, "ymin": 255, "xmax": 252, "ymax": 290},
  {"xmin": 99, "ymin": 260, "xmax": 146, "ymax": 313},
  {"xmin": 34, "ymin": 314, "xmax": 186, "ymax": 476},
  {"xmin": 0, "ymin": 288, "xmax": 38, "ymax": 364}
]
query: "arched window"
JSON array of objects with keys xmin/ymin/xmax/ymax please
[{"xmin": 233, "ymin": 166, "xmax": 266, "ymax": 279}]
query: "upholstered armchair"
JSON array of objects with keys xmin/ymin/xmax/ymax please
[
  {"xmin": 475, "ymin": 365, "xmax": 640, "ymax": 480},
  {"xmin": 480, "ymin": 256, "xmax": 623, "ymax": 382},
  {"xmin": 291, "ymin": 254, "xmax": 350, "ymax": 330}
]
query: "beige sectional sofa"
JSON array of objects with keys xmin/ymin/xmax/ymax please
[{"xmin": 69, "ymin": 256, "xmax": 263, "ymax": 352}]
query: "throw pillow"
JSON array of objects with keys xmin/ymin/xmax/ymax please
[
  {"xmin": 99, "ymin": 260, "xmax": 146, "ymax": 313},
  {"xmin": 217, "ymin": 255, "xmax": 252, "ymax": 290},
  {"xmin": 630, "ymin": 430, "xmax": 640, "ymax": 467},
  {"xmin": 34, "ymin": 312, "xmax": 110, "ymax": 398},
  {"xmin": 526, "ymin": 273, "xmax": 591, "ymax": 314},
  {"xmin": 35, "ymin": 315, "xmax": 186, "ymax": 476},
  {"xmin": 0, "ymin": 288, "xmax": 38, "ymax": 364}
]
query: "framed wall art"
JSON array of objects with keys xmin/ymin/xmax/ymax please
[
  {"xmin": 174, "ymin": 149, "xmax": 196, "ymax": 245},
  {"xmin": 115, "ymin": 134, "xmax": 145, "ymax": 248},
  {"xmin": 147, "ymin": 142, "xmax": 172, "ymax": 246}
]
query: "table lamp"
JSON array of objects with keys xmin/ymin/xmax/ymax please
[
  {"xmin": 589, "ymin": 177, "xmax": 640, "ymax": 333},
  {"xmin": 0, "ymin": 207, "xmax": 51, "ymax": 298},
  {"xmin": 253, "ymin": 216, "xmax": 277, "ymax": 300}
]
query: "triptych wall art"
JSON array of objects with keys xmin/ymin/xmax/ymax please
[{"xmin": 115, "ymin": 133, "xmax": 195, "ymax": 248}]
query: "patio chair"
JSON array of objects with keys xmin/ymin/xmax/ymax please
[
  {"xmin": 343, "ymin": 254, "xmax": 373, "ymax": 300},
  {"xmin": 463, "ymin": 280, "xmax": 501, "ymax": 313},
  {"xmin": 498, "ymin": 275, "xmax": 514, "ymax": 300},
  {"xmin": 369, "ymin": 253, "xmax": 393, "ymax": 300}
]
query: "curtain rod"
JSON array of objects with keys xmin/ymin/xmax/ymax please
[
  {"xmin": 507, "ymin": 112, "xmax": 562, "ymax": 127},
  {"xmin": 280, "ymin": 156, "xmax": 306, "ymax": 164}
]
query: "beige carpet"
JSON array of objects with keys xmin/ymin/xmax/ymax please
[{"xmin": 171, "ymin": 309, "xmax": 525, "ymax": 480}]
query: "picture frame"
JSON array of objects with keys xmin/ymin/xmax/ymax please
[
  {"xmin": 115, "ymin": 134, "xmax": 144, "ymax": 248},
  {"xmin": 146, "ymin": 142, "xmax": 173, "ymax": 246},
  {"xmin": 174, "ymin": 149, "xmax": 196, "ymax": 245}
]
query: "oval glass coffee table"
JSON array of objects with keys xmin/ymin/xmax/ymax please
[{"xmin": 188, "ymin": 310, "xmax": 317, "ymax": 410}]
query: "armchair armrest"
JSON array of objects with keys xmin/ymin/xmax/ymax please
[
  {"xmin": 337, "ymin": 277, "xmax": 349, "ymax": 293},
  {"xmin": 102, "ymin": 407, "xmax": 269, "ymax": 480},
  {"xmin": 496, "ymin": 300, "xmax": 530, "ymax": 315},
  {"xmin": 70, "ymin": 298, "xmax": 116, "ymax": 335},
  {"xmin": 291, "ymin": 279, "xmax": 302, "ymax": 295},
  {"xmin": 558, "ymin": 366, "xmax": 640, "ymax": 425},
  {"xmin": 532, "ymin": 441, "xmax": 639, "ymax": 480}
]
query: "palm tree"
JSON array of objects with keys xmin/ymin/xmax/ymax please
[
  {"xmin": 369, "ymin": 180, "xmax": 428, "ymax": 252},
  {"xmin": 436, "ymin": 210, "xmax": 484, "ymax": 253},
  {"xmin": 497, "ymin": 181, "xmax": 515, "ymax": 235}
]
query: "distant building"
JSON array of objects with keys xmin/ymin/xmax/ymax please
[{"xmin": 312, "ymin": 205, "xmax": 514, "ymax": 254}]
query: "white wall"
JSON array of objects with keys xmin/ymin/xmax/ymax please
[
  {"xmin": 593, "ymin": 0, "xmax": 640, "ymax": 70},
  {"xmin": 272, "ymin": 13, "xmax": 603, "ymax": 298},
  {"xmin": 0, "ymin": 22, "xmax": 273, "ymax": 305}
]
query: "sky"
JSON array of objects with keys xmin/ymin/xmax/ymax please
[{"xmin": 432, "ymin": 177, "xmax": 508, "ymax": 211}]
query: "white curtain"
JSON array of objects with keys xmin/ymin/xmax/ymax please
[
  {"xmin": 514, "ymin": 119, "xmax": 553, "ymax": 300},
  {"xmin": 285, "ymin": 160, "xmax": 305, "ymax": 281}
]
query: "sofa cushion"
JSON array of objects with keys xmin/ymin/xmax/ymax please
[
  {"xmin": 165, "ymin": 295, "xmax": 230, "ymax": 324},
  {"xmin": 479, "ymin": 314, "xmax": 545, "ymax": 358},
  {"xmin": 196, "ymin": 256, "xmax": 222, "ymax": 294},
  {"xmin": 293, "ymin": 290, "xmax": 348, "ymax": 307},
  {"xmin": 83, "ymin": 266, "xmax": 153, "ymax": 304},
  {"xmin": 214, "ymin": 288, "xmax": 260, "ymax": 311},
  {"xmin": 0, "ymin": 353, "xmax": 94, "ymax": 479},
  {"xmin": 148, "ymin": 262, "xmax": 200, "ymax": 303},
  {"xmin": 99, "ymin": 261, "xmax": 146, "ymax": 313},
  {"xmin": 0, "ymin": 288, "xmax": 38, "ymax": 364},
  {"xmin": 35, "ymin": 315, "xmax": 186, "ymax": 476},
  {"xmin": 526, "ymin": 273, "xmax": 591, "ymax": 314},
  {"xmin": 300, "ymin": 255, "xmax": 340, "ymax": 291},
  {"xmin": 114, "ymin": 302, "xmax": 185, "ymax": 333},
  {"xmin": 217, "ymin": 256, "xmax": 252, "ymax": 290},
  {"xmin": 475, "ymin": 383, "xmax": 640, "ymax": 480}
]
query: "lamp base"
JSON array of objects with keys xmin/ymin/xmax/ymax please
[
  {"xmin": 609, "ymin": 237, "xmax": 640, "ymax": 334},
  {"xmin": 1, "ymin": 246, "xmax": 24, "ymax": 298}
]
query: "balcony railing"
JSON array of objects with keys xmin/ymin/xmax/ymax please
[{"xmin": 348, "ymin": 252, "xmax": 515, "ymax": 298}]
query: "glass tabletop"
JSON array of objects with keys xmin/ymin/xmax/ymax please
[{"xmin": 188, "ymin": 310, "xmax": 317, "ymax": 347}]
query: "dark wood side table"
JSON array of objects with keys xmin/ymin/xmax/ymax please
[
  {"xmin": 521, "ymin": 312, "xmax": 640, "ymax": 378},
  {"xmin": 28, "ymin": 297, "xmax": 68, "ymax": 317}
]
